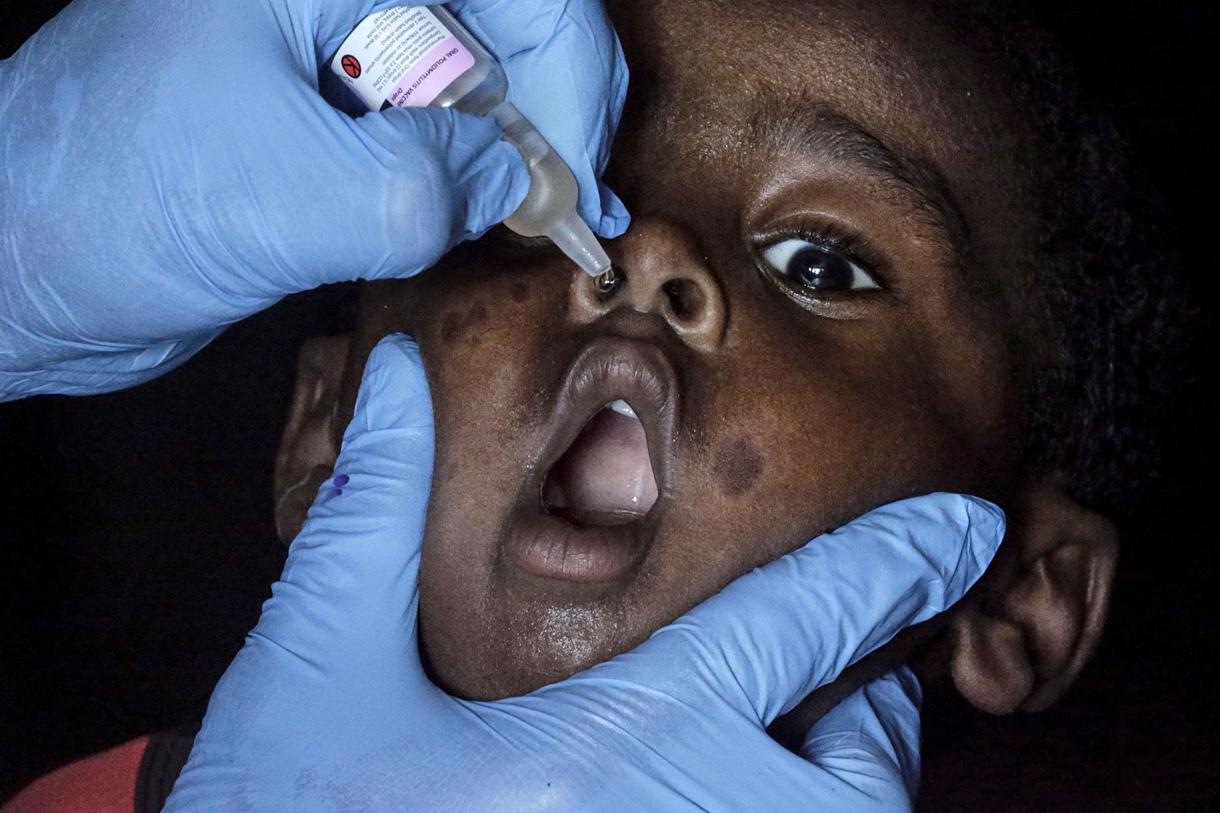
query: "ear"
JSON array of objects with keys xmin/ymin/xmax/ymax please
[
  {"xmin": 273, "ymin": 334, "xmax": 351, "ymax": 544},
  {"xmin": 949, "ymin": 480, "xmax": 1119, "ymax": 714}
]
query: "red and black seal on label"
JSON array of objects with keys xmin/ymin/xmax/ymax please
[{"xmin": 340, "ymin": 54, "xmax": 362, "ymax": 78}]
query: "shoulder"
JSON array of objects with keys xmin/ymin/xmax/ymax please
[
  {"xmin": 4, "ymin": 737, "xmax": 149, "ymax": 813},
  {"xmin": 4, "ymin": 731, "xmax": 194, "ymax": 813}
]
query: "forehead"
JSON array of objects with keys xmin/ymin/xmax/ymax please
[
  {"xmin": 609, "ymin": 0, "xmax": 998, "ymax": 127},
  {"xmin": 606, "ymin": 0, "xmax": 1036, "ymax": 271}
]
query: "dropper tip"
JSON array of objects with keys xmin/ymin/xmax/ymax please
[
  {"xmin": 546, "ymin": 210, "xmax": 612, "ymax": 277},
  {"xmin": 594, "ymin": 266, "xmax": 623, "ymax": 295}
]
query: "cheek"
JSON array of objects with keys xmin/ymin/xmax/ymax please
[
  {"xmin": 386, "ymin": 263, "xmax": 575, "ymax": 520},
  {"xmin": 425, "ymin": 302, "xmax": 532, "ymax": 455},
  {"xmin": 419, "ymin": 267, "xmax": 570, "ymax": 412},
  {"xmin": 711, "ymin": 436, "xmax": 765, "ymax": 497},
  {"xmin": 684, "ymin": 328, "xmax": 977, "ymax": 572},
  {"xmin": 437, "ymin": 301, "xmax": 488, "ymax": 347}
]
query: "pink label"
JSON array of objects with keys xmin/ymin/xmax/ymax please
[{"xmin": 386, "ymin": 36, "xmax": 474, "ymax": 108}]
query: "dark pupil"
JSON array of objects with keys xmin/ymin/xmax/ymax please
[{"xmin": 788, "ymin": 246, "xmax": 852, "ymax": 290}]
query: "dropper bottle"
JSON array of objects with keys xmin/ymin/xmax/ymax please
[{"xmin": 330, "ymin": 5, "xmax": 612, "ymax": 277}]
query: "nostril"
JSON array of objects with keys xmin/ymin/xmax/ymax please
[
  {"xmin": 661, "ymin": 278, "xmax": 705, "ymax": 323},
  {"xmin": 594, "ymin": 266, "xmax": 626, "ymax": 300}
]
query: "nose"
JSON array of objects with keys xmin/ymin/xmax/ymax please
[{"xmin": 570, "ymin": 218, "xmax": 727, "ymax": 352}]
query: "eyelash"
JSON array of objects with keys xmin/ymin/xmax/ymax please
[{"xmin": 755, "ymin": 219, "xmax": 887, "ymax": 291}]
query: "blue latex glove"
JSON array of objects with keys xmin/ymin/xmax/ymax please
[
  {"xmin": 0, "ymin": 0, "xmax": 628, "ymax": 399},
  {"xmin": 166, "ymin": 333, "xmax": 1004, "ymax": 812}
]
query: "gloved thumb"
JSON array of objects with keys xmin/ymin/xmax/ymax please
[
  {"xmin": 582, "ymin": 494, "xmax": 1003, "ymax": 726},
  {"xmin": 250, "ymin": 334, "xmax": 434, "ymax": 678}
]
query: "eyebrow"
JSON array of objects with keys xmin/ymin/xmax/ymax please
[{"xmin": 749, "ymin": 100, "xmax": 971, "ymax": 261}]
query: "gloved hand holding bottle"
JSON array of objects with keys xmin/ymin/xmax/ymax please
[
  {"xmin": 166, "ymin": 334, "xmax": 1006, "ymax": 812},
  {"xmin": 0, "ymin": 0, "xmax": 629, "ymax": 399}
]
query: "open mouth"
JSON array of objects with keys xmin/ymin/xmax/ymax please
[
  {"xmin": 542, "ymin": 398, "xmax": 658, "ymax": 526},
  {"xmin": 501, "ymin": 337, "xmax": 678, "ymax": 585}
]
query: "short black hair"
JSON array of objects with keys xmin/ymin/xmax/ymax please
[{"xmin": 958, "ymin": 1, "xmax": 1192, "ymax": 524}]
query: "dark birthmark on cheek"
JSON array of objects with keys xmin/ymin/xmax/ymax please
[
  {"xmin": 467, "ymin": 302, "xmax": 488, "ymax": 327},
  {"xmin": 440, "ymin": 311, "xmax": 462, "ymax": 343},
  {"xmin": 438, "ymin": 302, "xmax": 489, "ymax": 346},
  {"xmin": 713, "ymin": 437, "xmax": 764, "ymax": 497}
]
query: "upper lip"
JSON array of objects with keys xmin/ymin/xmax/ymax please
[{"xmin": 529, "ymin": 336, "xmax": 679, "ymax": 519}]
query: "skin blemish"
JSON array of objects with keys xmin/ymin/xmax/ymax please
[
  {"xmin": 467, "ymin": 302, "xmax": 488, "ymax": 326},
  {"xmin": 440, "ymin": 311, "xmax": 462, "ymax": 343},
  {"xmin": 438, "ymin": 302, "xmax": 489, "ymax": 346},
  {"xmin": 712, "ymin": 437, "xmax": 764, "ymax": 497}
]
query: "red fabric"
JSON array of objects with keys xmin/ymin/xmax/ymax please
[{"xmin": 4, "ymin": 736, "xmax": 147, "ymax": 813}]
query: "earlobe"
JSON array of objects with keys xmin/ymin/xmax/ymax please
[
  {"xmin": 949, "ymin": 482, "xmax": 1118, "ymax": 714},
  {"xmin": 273, "ymin": 334, "xmax": 352, "ymax": 543}
]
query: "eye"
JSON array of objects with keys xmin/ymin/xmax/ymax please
[{"xmin": 760, "ymin": 238, "xmax": 880, "ymax": 293}]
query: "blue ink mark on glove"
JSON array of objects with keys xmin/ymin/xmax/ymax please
[{"xmin": 324, "ymin": 473, "xmax": 350, "ymax": 499}]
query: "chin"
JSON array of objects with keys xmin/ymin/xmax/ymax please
[{"xmin": 421, "ymin": 591, "xmax": 651, "ymax": 700}]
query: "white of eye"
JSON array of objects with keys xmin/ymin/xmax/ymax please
[{"xmin": 761, "ymin": 238, "xmax": 880, "ymax": 292}]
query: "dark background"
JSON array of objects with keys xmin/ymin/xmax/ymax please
[{"xmin": 2, "ymin": 2, "xmax": 1217, "ymax": 809}]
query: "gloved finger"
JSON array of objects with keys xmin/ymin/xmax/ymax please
[
  {"xmin": 583, "ymin": 494, "xmax": 1003, "ymax": 726},
  {"xmin": 799, "ymin": 667, "xmax": 923, "ymax": 806},
  {"xmin": 597, "ymin": 181, "xmax": 632, "ymax": 239},
  {"xmin": 447, "ymin": 0, "xmax": 631, "ymax": 236},
  {"xmin": 205, "ymin": 100, "xmax": 530, "ymax": 300},
  {"xmin": 250, "ymin": 334, "xmax": 434, "ymax": 678}
]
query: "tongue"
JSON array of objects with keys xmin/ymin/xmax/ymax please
[{"xmin": 543, "ymin": 406, "xmax": 658, "ymax": 524}]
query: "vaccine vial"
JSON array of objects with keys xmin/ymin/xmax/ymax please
[{"xmin": 330, "ymin": 5, "xmax": 612, "ymax": 277}]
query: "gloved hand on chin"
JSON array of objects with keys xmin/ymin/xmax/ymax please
[
  {"xmin": 0, "ymin": 0, "xmax": 628, "ymax": 399},
  {"xmin": 167, "ymin": 333, "xmax": 1005, "ymax": 812}
]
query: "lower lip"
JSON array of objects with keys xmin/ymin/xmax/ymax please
[{"xmin": 503, "ymin": 512, "xmax": 645, "ymax": 584}]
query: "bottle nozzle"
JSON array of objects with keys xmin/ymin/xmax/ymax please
[{"xmin": 545, "ymin": 210, "xmax": 612, "ymax": 277}]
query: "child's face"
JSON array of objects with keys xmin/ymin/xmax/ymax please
[{"xmin": 342, "ymin": 0, "xmax": 1036, "ymax": 699}]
